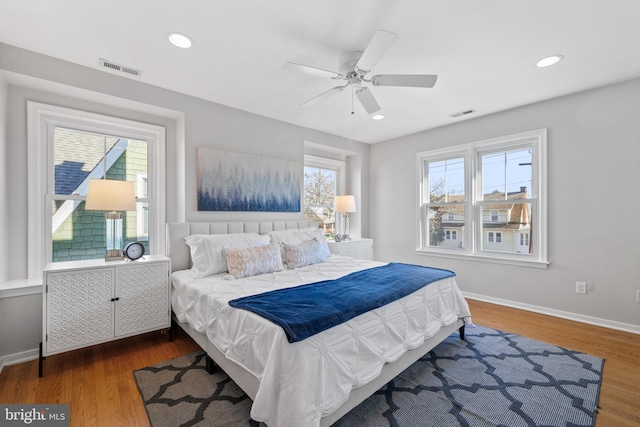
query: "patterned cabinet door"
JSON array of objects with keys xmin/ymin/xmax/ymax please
[
  {"xmin": 114, "ymin": 261, "xmax": 170, "ymax": 337},
  {"xmin": 46, "ymin": 268, "xmax": 114, "ymax": 354}
]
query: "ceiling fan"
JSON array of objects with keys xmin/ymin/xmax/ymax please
[{"xmin": 284, "ymin": 30, "xmax": 438, "ymax": 115}]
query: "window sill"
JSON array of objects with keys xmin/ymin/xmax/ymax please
[
  {"xmin": 415, "ymin": 249, "xmax": 549, "ymax": 269},
  {"xmin": 0, "ymin": 279, "xmax": 43, "ymax": 298}
]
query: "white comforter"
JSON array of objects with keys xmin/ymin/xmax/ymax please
[{"xmin": 172, "ymin": 255, "xmax": 471, "ymax": 426}]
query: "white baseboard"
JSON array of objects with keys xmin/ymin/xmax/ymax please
[
  {"xmin": 464, "ymin": 292, "xmax": 640, "ymax": 335},
  {"xmin": 0, "ymin": 348, "xmax": 39, "ymax": 375}
]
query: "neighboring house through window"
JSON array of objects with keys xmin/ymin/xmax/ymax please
[
  {"xmin": 417, "ymin": 129, "xmax": 548, "ymax": 267},
  {"xmin": 27, "ymin": 103, "xmax": 165, "ymax": 279}
]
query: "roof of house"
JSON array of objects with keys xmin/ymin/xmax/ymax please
[
  {"xmin": 438, "ymin": 187, "xmax": 530, "ymax": 228},
  {"xmin": 54, "ymin": 128, "xmax": 118, "ymax": 196}
]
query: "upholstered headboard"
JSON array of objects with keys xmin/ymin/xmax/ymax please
[{"xmin": 166, "ymin": 221, "xmax": 318, "ymax": 272}]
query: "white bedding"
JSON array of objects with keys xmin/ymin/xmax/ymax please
[{"xmin": 172, "ymin": 255, "xmax": 471, "ymax": 426}]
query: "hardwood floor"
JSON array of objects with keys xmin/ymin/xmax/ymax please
[
  {"xmin": 469, "ymin": 300, "xmax": 640, "ymax": 427},
  {"xmin": 0, "ymin": 328, "xmax": 200, "ymax": 427},
  {"xmin": 1, "ymin": 300, "xmax": 638, "ymax": 426}
]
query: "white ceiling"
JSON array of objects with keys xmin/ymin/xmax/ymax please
[{"xmin": 2, "ymin": 0, "xmax": 640, "ymax": 144}]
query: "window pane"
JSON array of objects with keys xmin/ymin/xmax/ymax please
[
  {"xmin": 427, "ymin": 205, "xmax": 465, "ymax": 249},
  {"xmin": 304, "ymin": 166, "xmax": 336, "ymax": 232},
  {"xmin": 52, "ymin": 127, "xmax": 150, "ymax": 260},
  {"xmin": 482, "ymin": 148, "xmax": 532, "ymax": 196},
  {"xmin": 427, "ymin": 158, "xmax": 465, "ymax": 202},
  {"xmin": 53, "ymin": 127, "xmax": 148, "ymax": 196},
  {"xmin": 52, "ymin": 200, "xmax": 107, "ymax": 262},
  {"xmin": 481, "ymin": 202, "xmax": 532, "ymax": 254},
  {"xmin": 52, "ymin": 200, "xmax": 149, "ymax": 261},
  {"xmin": 304, "ymin": 207, "xmax": 335, "ymax": 237}
]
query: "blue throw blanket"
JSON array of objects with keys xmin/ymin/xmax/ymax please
[{"xmin": 228, "ymin": 263, "xmax": 455, "ymax": 343}]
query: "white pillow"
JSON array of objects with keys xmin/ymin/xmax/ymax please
[
  {"xmin": 224, "ymin": 244, "xmax": 284, "ymax": 279},
  {"xmin": 268, "ymin": 227, "xmax": 330, "ymax": 258},
  {"xmin": 184, "ymin": 233, "xmax": 270, "ymax": 278},
  {"xmin": 283, "ymin": 238, "xmax": 329, "ymax": 269}
]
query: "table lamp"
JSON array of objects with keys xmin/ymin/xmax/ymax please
[
  {"xmin": 334, "ymin": 195, "xmax": 356, "ymax": 240},
  {"xmin": 85, "ymin": 179, "xmax": 136, "ymax": 261}
]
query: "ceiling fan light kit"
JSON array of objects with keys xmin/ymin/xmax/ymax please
[{"xmin": 285, "ymin": 29, "xmax": 438, "ymax": 115}]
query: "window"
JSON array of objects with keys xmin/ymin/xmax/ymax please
[
  {"xmin": 417, "ymin": 129, "xmax": 547, "ymax": 267},
  {"xmin": 303, "ymin": 155, "xmax": 344, "ymax": 236},
  {"xmin": 28, "ymin": 103, "xmax": 165, "ymax": 278},
  {"xmin": 487, "ymin": 232, "xmax": 502, "ymax": 243}
]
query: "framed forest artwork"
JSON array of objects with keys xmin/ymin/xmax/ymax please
[{"xmin": 197, "ymin": 147, "xmax": 301, "ymax": 212}]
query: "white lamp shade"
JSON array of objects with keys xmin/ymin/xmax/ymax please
[
  {"xmin": 85, "ymin": 179, "xmax": 136, "ymax": 211},
  {"xmin": 334, "ymin": 195, "xmax": 356, "ymax": 213}
]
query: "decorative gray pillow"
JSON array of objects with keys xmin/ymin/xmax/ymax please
[
  {"xmin": 283, "ymin": 238, "xmax": 329, "ymax": 269},
  {"xmin": 269, "ymin": 227, "xmax": 330, "ymax": 260},
  {"xmin": 224, "ymin": 244, "xmax": 284, "ymax": 279}
]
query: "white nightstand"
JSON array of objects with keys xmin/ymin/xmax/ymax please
[
  {"xmin": 326, "ymin": 238, "xmax": 373, "ymax": 260},
  {"xmin": 40, "ymin": 255, "xmax": 171, "ymax": 376}
]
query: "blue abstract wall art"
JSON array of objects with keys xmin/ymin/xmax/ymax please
[{"xmin": 197, "ymin": 147, "xmax": 301, "ymax": 212}]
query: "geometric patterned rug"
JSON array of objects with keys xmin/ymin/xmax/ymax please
[{"xmin": 133, "ymin": 325, "xmax": 603, "ymax": 427}]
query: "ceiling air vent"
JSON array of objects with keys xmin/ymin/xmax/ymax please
[
  {"xmin": 449, "ymin": 109, "xmax": 476, "ymax": 118},
  {"xmin": 99, "ymin": 58, "xmax": 143, "ymax": 77}
]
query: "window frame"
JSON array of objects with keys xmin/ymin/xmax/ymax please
[
  {"xmin": 416, "ymin": 128, "xmax": 548, "ymax": 268},
  {"xmin": 27, "ymin": 102, "xmax": 165, "ymax": 279}
]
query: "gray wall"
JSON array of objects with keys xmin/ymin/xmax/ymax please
[
  {"xmin": 0, "ymin": 74, "xmax": 8, "ymax": 360},
  {"xmin": 0, "ymin": 73, "xmax": 7, "ymax": 286},
  {"xmin": 370, "ymin": 77, "xmax": 640, "ymax": 329},
  {"xmin": 0, "ymin": 43, "xmax": 370, "ymax": 361}
]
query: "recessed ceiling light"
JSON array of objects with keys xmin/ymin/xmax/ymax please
[
  {"xmin": 168, "ymin": 32, "xmax": 194, "ymax": 49},
  {"xmin": 372, "ymin": 114, "xmax": 385, "ymax": 120},
  {"xmin": 536, "ymin": 54, "xmax": 564, "ymax": 68}
]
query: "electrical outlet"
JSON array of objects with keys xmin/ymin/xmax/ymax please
[
  {"xmin": 637, "ymin": 290, "xmax": 640, "ymax": 303},
  {"xmin": 576, "ymin": 282, "xmax": 587, "ymax": 294}
]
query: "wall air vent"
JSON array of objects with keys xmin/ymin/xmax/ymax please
[
  {"xmin": 99, "ymin": 58, "xmax": 143, "ymax": 77},
  {"xmin": 449, "ymin": 109, "xmax": 476, "ymax": 118}
]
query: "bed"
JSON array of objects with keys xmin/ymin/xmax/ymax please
[{"xmin": 166, "ymin": 221, "xmax": 471, "ymax": 426}]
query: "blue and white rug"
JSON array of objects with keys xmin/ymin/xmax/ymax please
[
  {"xmin": 335, "ymin": 325, "xmax": 603, "ymax": 426},
  {"xmin": 134, "ymin": 325, "xmax": 603, "ymax": 427}
]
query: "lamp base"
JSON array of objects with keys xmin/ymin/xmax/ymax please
[{"xmin": 105, "ymin": 249, "xmax": 124, "ymax": 262}]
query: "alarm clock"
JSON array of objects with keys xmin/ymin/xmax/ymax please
[{"xmin": 123, "ymin": 242, "xmax": 145, "ymax": 261}]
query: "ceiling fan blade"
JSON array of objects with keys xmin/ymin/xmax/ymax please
[
  {"xmin": 283, "ymin": 62, "xmax": 343, "ymax": 79},
  {"xmin": 371, "ymin": 74, "xmax": 438, "ymax": 88},
  {"xmin": 299, "ymin": 84, "xmax": 349, "ymax": 107},
  {"xmin": 355, "ymin": 87, "xmax": 381, "ymax": 114},
  {"xmin": 355, "ymin": 30, "xmax": 398, "ymax": 74}
]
